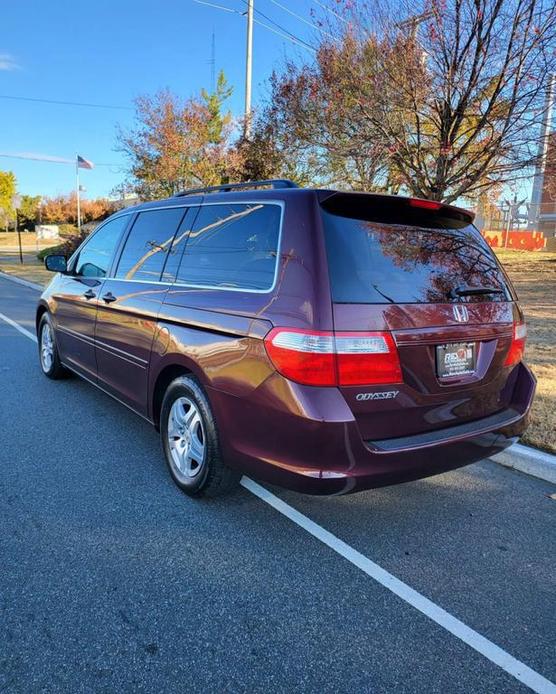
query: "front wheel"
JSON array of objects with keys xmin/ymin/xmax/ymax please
[
  {"xmin": 160, "ymin": 375, "xmax": 239, "ymax": 497},
  {"xmin": 38, "ymin": 313, "xmax": 67, "ymax": 379}
]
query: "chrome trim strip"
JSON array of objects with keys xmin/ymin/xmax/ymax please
[
  {"xmin": 94, "ymin": 341, "xmax": 147, "ymax": 369},
  {"xmin": 57, "ymin": 325, "xmax": 95, "ymax": 347},
  {"xmin": 57, "ymin": 325, "xmax": 148, "ymax": 368},
  {"xmin": 112, "ymin": 277, "xmax": 280, "ymax": 294},
  {"xmin": 113, "ymin": 198, "xmax": 285, "ymax": 213},
  {"xmin": 94, "ymin": 337, "xmax": 148, "ymax": 365}
]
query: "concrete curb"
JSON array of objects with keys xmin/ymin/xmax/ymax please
[
  {"xmin": 1, "ymin": 268, "xmax": 554, "ymax": 486},
  {"xmin": 0, "ymin": 271, "xmax": 43, "ymax": 292},
  {"xmin": 490, "ymin": 443, "xmax": 556, "ymax": 485}
]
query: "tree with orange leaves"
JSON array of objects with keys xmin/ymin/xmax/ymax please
[
  {"xmin": 117, "ymin": 71, "xmax": 241, "ymax": 199},
  {"xmin": 40, "ymin": 193, "xmax": 113, "ymax": 225}
]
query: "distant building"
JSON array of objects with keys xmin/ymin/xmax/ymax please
[
  {"xmin": 35, "ymin": 225, "xmax": 59, "ymax": 240},
  {"xmin": 538, "ymin": 132, "xmax": 556, "ymax": 250},
  {"xmin": 479, "ymin": 131, "xmax": 556, "ymax": 251}
]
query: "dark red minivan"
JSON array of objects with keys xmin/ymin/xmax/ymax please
[{"xmin": 37, "ymin": 180, "xmax": 535, "ymax": 496}]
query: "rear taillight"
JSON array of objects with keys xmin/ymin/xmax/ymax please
[
  {"xmin": 335, "ymin": 332, "xmax": 402, "ymax": 385},
  {"xmin": 504, "ymin": 321, "xmax": 527, "ymax": 367},
  {"xmin": 263, "ymin": 329, "xmax": 336, "ymax": 386},
  {"xmin": 264, "ymin": 328, "xmax": 403, "ymax": 387}
]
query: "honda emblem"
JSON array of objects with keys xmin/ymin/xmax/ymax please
[{"xmin": 453, "ymin": 305, "xmax": 469, "ymax": 323}]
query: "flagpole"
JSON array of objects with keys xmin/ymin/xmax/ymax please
[{"xmin": 76, "ymin": 156, "xmax": 81, "ymax": 233}]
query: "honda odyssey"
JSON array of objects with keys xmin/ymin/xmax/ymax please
[{"xmin": 37, "ymin": 180, "xmax": 536, "ymax": 496}]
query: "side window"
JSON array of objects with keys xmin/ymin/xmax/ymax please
[
  {"xmin": 115, "ymin": 208, "xmax": 186, "ymax": 282},
  {"xmin": 74, "ymin": 216, "xmax": 129, "ymax": 278},
  {"xmin": 177, "ymin": 203, "xmax": 281, "ymax": 290},
  {"xmin": 161, "ymin": 207, "xmax": 198, "ymax": 283}
]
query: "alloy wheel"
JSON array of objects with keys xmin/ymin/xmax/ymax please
[
  {"xmin": 40, "ymin": 323, "xmax": 54, "ymax": 373},
  {"xmin": 167, "ymin": 397, "xmax": 206, "ymax": 479}
]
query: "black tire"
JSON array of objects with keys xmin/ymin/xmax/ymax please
[
  {"xmin": 38, "ymin": 313, "xmax": 67, "ymax": 380},
  {"xmin": 160, "ymin": 375, "xmax": 239, "ymax": 497}
]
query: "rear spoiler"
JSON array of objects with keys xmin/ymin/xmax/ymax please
[{"xmin": 317, "ymin": 191, "xmax": 475, "ymax": 228}]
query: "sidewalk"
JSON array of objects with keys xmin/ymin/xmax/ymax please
[{"xmin": 491, "ymin": 443, "xmax": 556, "ymax": 485}]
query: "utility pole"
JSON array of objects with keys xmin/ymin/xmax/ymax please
[
  {"xmin": 76, "ymin": 157, "xmax": 81, "ymax": 233},
  {"xmin": 12, "ymin": 194, "xmax": 23, "ymax": 264},
  {"xmin": 244, "ymin": 0, "xmax": 254, "ymax": 138}
]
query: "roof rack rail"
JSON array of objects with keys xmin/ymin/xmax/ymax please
[{"xmin": 174, "ymin": 179, "xmax": 299, "ymax": 197}]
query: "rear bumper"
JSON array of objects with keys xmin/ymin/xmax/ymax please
[{"xmin": 210, "ymin": 362, "xmax": 536, "ymax": 495}]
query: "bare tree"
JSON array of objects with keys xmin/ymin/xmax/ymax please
[
  {"xmin": 248, "ymin": 34, "xmax": 411, "ymax": 190},
  {"xmin": 256, "ymin": 0, "xmax": 556, "ymax": 203},
  {"xmin": 342, "ymin": 0, "xmax": 556, "ymax": 202}
]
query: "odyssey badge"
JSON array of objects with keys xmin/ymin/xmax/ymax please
[{"xmin": 356, "ymin": 390, "xmax": 400, "ymax": 401}]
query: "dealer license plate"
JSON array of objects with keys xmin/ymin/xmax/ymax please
[{"xmin": 436, "ymin": 342, "xmax": 476, "ymax": 378}]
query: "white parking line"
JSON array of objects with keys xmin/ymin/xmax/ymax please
[
  {"xmin": 242, "ymin": 477, "xmax": 556, "ymax": 694},
  {"xmin": 0, "ymin": 309, "xmax": 553, "ymax": 694},
  {"xmin": 0, "ymin": 311, "xmax": 37, "ymax": 343}
]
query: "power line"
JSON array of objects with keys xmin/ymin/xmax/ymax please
[
  {"xmin": 0, "ymin": 94, "xmax": 132, "ymax": 111},
  {"xmin": 238, "ymin": 0, "xmax": 316, "ymax": 51},
  {"xmin": 192, "ymin": 0, "xmax": 236, "ymax": 12},
  {"xmin": 254, "ymin": 17, "xmax": 316, "ymax": 52},
  {"xmin": 268, "ymin": 0, "xmax": 335, "ymax": 39},
  {"xmin": 192, "ymin": 0, "xmax": 315, "ymax": 53},
  {"xmin": 0, "ymin": 153, "xmax": 121, "ymax": 167},
  {"xmin": 311, "ymin": 0, "xmax": 349, "ymax": 24},
  {"xmin": 0, "ymin": 153, "xmax": 73, "ymax": 164}
]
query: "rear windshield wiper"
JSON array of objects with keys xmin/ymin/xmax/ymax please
[{"xmin": 448, "ymin": 285, "xmax": 505, "ymax": 300}]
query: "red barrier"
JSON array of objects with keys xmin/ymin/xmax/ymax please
[{"xmin": 481, "ymin": 229, "xmax": 547, "ymax": 251}]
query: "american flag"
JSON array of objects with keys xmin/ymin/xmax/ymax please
[{"xmin": 77, "ymin": 155, "xmax": 94, "ymax": 170}]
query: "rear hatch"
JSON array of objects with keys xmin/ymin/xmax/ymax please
[{"xmin": 320, "ymin": 191, "xmax": 522, "ymax": 442}]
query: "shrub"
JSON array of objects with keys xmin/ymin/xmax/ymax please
[
  {"xmin": 37, "ymin": 229, "xmax": 90, "ymax": 262},
  {"xmin": 58, "ymin": 224, "xmax": 79, "ymax": 237},
  {"xmin": 37, "ymin": 243, "xmax": 64, "ymax": 261}
]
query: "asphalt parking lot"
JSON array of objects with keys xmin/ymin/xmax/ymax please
[{"xmin": 1, "ymin": 273, "xmax": 555, "ymax": 694}]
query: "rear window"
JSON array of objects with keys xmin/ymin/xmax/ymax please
[{"xmin": 321, "ymin": 206, "xmax": 512, "ymax": 304}]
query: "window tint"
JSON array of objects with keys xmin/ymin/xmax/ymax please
[
  {"xmin": 322, "ymin": 209, "xmax": 512, "ymax": 304},
  {"xmin": 74, "ymin": 216, "xmax": 129, "ymax": 278},
  {"xmin": 177, "ymin": 203, "xmax": 281, "ymax": 290},
  {"xmin": 115, "ymin": 208, "xmax": 186, "ymax": 282}
]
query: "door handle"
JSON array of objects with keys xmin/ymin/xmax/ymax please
[
  {"xmin": 102, "ymin": 292, "xmax": 117, "ymax": 304},
  {"xmin": 83, "ymin": 289, "xmax": 96, "ymax": 300}
]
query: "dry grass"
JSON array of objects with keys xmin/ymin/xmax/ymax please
[
  {"xmin": 0, "ymin": 232, "xmax": 53, "ymax": 250},
  {"xmin": 0, "ymin": 250, "xmax": 52, "ymax": 286},
  {"xmin": 494, "ymin": 250, "xmax": 556, "ymax": 453}
]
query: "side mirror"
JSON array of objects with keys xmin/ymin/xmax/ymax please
[{"xmin": 44, "ymin": 254, "xmax": 68, "ymax": 273}]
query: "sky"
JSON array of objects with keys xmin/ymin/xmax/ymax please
[{"xmin": 0, "ymin": 0, "xmax": 322, "ymax": 200}]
